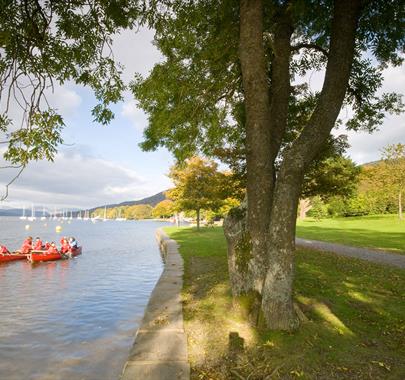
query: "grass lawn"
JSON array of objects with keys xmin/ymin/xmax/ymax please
[
  {"xmin": 296, "ymin": 214, "xmax": 405, "ymax": 254},
  {"xmin": 165, "ymin": 226, "xmax": 405, "ymax": 380}
]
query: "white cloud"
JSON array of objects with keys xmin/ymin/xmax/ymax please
[
  {"xmin": 0, "ymin": 146, "xmax": 164, "ymax": 209},
  {"xmin": 380, "ymin": 64, "xmax": 405, "ymax": 94},
  {"xmin": 112, "ymin": 27, "xmax": 163, "ymax": 82},
  {"xmin": 121, "ymin": 100, "xmax": 148, "ymax": 131},
  {"xmin": 333, "ymin": 62, "xmax": 405, "ymax": 164},
  {"xmin": 300, "ymin": 62, "xmax": 405, "ymax": 164},
  {"xmin": 0, "ymin": 79, "xmax": 82, "ymax": 134},
  {"xmin": 334, "ymin": 113, "xmax": 405, "ymax": 163},
  {"xmin": 47, "ymin": 84, "xmax": 82, "ymax": 114}
]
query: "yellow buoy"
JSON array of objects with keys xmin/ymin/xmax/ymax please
[
  {"xmin": 25, "ymin": 224, "xmax": 30, "ymax": 230},
  {"xmin": 55, "ymin": 225, "xmax": 62, "ymax": 233}
]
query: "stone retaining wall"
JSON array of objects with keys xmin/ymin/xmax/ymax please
[{"xmin": 120, "ymin": 228, "xmax": 190, "ymax": 380}]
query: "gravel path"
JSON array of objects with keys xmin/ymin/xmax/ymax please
[{"xmin": 296, "ymin": 238, "xmax": 405, "ymax": 269}]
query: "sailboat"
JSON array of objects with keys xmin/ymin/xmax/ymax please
[
  {"xmin": 40, "ymin": 207, "xmax": 47, "ymax": 221},
  {"xmin": 77, "ymin": 210, "xmax": 82, "ymax": 220},
  {"xmin": 115, "ymin": 208, "xmax": 126, "ymax": 221},
  {"xmin": 27, "ymin": 204, "xmax": 36, "ymax": 221},
  {"xmin": 83, "ymin": 210, "xmax": 89, "ymax": 221},
  {"xmin": 103, "ymin": 206, "xmax": 108, "ymax": 222},
  {"xmin": 19, "ymin": 205, "xmax": 27, "ymax": 220}
]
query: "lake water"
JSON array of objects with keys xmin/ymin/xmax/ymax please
[{"xmin": 0, "ymin": 217, "xmax": 168, "ymax": 380}]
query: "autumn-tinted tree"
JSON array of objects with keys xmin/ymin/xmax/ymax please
[
  {"xmin": 299, "ymin": 156, "xmax": 360, "ymax": 218},
  {"xmin": 168, "ymin": 157, "xmax": 227, "ymax": 229},
  {"xmin": 152, "ymin": 199, "xmax": 175, "ymax": 218},
  {"xmin": 126, "ymin": 204, "xmax": 153, "ymax": 219},
  {"xmin": 374, "ymin": 144, "xmax": 405, "ymax": 219},
  {"xmin": 134, "ymin": 0, "xmax": 405, "ymax": 329}
]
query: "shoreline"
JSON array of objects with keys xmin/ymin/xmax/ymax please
[{"xmin": 120, "ymin": 228, "xmax": 189, "ymax": 380}]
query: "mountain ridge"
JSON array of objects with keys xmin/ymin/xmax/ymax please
[
  {"xmin": 0, "ymin": 191, "xmax": 167, "ymax": 216},
  {"xmin": 89, "ymin": 191, "xmax": 167, "ymax": 211}
]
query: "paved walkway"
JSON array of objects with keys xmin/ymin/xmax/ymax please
[
  {"xmin": 121, "ymin": 229, "xmax": 189, "ymax": 380},
  {"xmin": 296, "ymin": 238, "xmax": 405, "ymax": 269}
]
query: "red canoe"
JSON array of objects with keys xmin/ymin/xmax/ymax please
[
  {"xmin": 67, "ymin": 246, "xmax": 82, "ymax": 258},
  {"xmin": 0, "ymin": 252, "xmax": 28, "ymax": 263},
  {"xmin": 28, "ymin": 250, "xmax": 63, "ymax": 263},
  {"xmin": 28, "ymin": 247, "xmax": 82, "ymax": 263}
]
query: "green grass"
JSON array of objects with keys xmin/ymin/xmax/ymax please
[
  {"xmin": 296, "ymin": 214, "xmax": 405, "ymax": 254},
  {"xmin": 165, "ymin": 226, "xmax": 405, "ymax": 380}
]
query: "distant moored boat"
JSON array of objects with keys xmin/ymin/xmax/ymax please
[
  {"xmin": 19, "ymin": 206, "xmax": 27, "ymax": 220},
  {"xmin": 27, "ymin": 204, "xmax": 36, "ymax": 221}
]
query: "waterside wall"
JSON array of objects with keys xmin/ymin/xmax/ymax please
[{"xmin": 120, "ymin": 229, "xmax": 190, "ymax": 380}]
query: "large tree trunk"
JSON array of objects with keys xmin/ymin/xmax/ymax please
[
  {"xmin": 229, "ymin": 0, "xmax": 273, "ymax": 295},
  {"xmin": 261, "ymin": 0, "xmax": 362, "ymax": 330},
  {"xmin": 262, "ymin": 161, "xmax": 304, "ymax": 330},
  {"xmin": 225, "ymin": 0, "xmax": 293, "ymax": 301}
]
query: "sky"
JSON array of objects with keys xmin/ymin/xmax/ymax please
[{"xmin": 0, "ymin": 27, "xmax": 404, "ymax": 211}]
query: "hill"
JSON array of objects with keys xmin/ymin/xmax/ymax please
[
  {"xmin": 90, "ymin": 191, "xmax": 167, "ymax": 212},
  {"xmin": 0, "ymin": 208, "xmax": 47, "ymax": 217},
  {"xmin": 0, "ymin": 191, "xmax": 167, "ymax": 217}
]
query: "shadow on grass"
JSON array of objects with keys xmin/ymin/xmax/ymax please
[{"xmin": 165, "ymin": 227, "xmax": 405, "ymax": 379}]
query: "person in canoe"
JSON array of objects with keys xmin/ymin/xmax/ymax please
[
  {"xmin": 47, "ymin": 242, "xmax": 59, "ymax": 254},
  {"xmin": 60, "ymin": 237, "xmax": 70, "ymax": 254},
  {"xmin": 69, "ymin": 237, "xmax": 78, "ymax": 250},
  {"xmin": 33, "ymin": 237, "xmax": 43, "ymax": 251},
  {"xmin": 0, "ymin": 245, "xmax": 10, "ymax": 254},
  {"xmin": 20, "ymin": 236, "xmax": 33, "ymax": 254},
  {"xmin": 44, "ymin": 241, "xmax": 51, "ymax": 250}
]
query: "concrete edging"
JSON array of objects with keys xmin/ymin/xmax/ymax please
[{"xmin": 120, "ymin": 228, "xmax": 190, "ymax": 380}]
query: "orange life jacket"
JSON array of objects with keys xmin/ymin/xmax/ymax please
[
  {"xmin": 20, "ymin": 240, "xmax": 32, "ymax": 254},
  {"xmin": 33, "ymin": 240, "xmax": 43, "ymax": 250},
  {"xmin": 47, "ymin": 246, "xmax": 59, "ymax": 254}
]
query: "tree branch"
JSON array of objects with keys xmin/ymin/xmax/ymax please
[
  {"xmin": 287, "ymin": 0, "xmax": 362, "ymax": 167},
  {"xmin": 291, "ymin": 43, "xmax": 329, "ymax": 58},
  {"xmin": 0, "ymin": 165, "xmax": 25, "ymax": 201},
  {"xmin": 268, "ymin": 5, "xmax": 294, "ymax": 162}
]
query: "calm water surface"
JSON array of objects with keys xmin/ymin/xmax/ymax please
[{"xmin": 0, "ymin": 217, "xmax": 167, "ymax": 380}]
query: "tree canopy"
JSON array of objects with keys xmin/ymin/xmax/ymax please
[
  {"xmin": 0, "ymin": 0, "xmax": 144, "ymax": 198},
  {"xmin": 152, "ymin": 199, "xmax": 174, "ymax": 218},
  {"xmin": 133, "ymin": 0, "xmax": 405, "ymax": 330},
  {"xmin": 361, "ymin": 143, "xmax": 405, "ymax": 219},
  {"xmin": 167, "ymin": 156, "xmax": 228, "ymax": 229},
  {"xmin": 133, "ymin": 0, "xmax": 404, "ymax": 163}
]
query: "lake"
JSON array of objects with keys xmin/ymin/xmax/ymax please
[{"xmin": 0, "ymin": 217, "xmax": 168, "ymax": 380}]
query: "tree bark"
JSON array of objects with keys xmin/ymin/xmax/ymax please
[
  {"xmin": 262, "ymin": 0, "xmax": 362, "ymax": 330},
  {"xmin": 399, "ymin": 190, "xmax": 403, "ymax": 220},
  {"xmin": 196, "ymin": 208, "xmax": 200, "ymax": 230},
  {"xmin": 223, "ymin": 199, "xmax": 251, "ymax": 295},
  {"xmin": 237, "ymin": 0, "xmax": 273, "ymax": 293}
]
